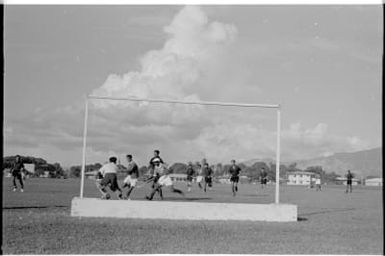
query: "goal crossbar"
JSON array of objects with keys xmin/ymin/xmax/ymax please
[
  {"xmin": 80, "ymin": 95, "xmax": 282, "ymax": 204},
  {"xmin": 88, "ymin": 95, "xmax": 280, "ymax": 109}
]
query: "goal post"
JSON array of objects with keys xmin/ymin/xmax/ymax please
[{"xmin": 80, "ymin": 95, "xmax": 282, "ymax": 203}]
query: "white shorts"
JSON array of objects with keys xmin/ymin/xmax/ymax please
[
  {"xmin": 158, "ymin": 175, "xmax": 173, "ymax": 187},
  {"xmin": 123, "ymin": 176, "xmax": 138, "ymax": 187},
  {"xmin": 196, "ymin": 176, "xmax": 203, "ymax": 183}
]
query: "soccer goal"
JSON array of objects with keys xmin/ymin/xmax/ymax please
[{"xmin": 79, "ymin": 95, "xmax": 282, "ymax": 203}]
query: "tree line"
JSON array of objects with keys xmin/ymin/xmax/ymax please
[{"xmin": 2, "ymin": 155, "xmax": 343, "ymax": 183}]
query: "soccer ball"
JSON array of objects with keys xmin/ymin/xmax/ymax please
[{"xmin": 102, "ymin": 194, "xmax": 111, "ymax": 200}]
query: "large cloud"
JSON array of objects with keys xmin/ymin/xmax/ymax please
[{"xmin": 4, "ymin": 6, "xmax": 373, "ymax": 166}]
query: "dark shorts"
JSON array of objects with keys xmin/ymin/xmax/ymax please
[
  {"xmin": 12, "ymin": 171, "xmax": 22, "ymax": 178},
  {"xmin": 347, "ymin": 180, "xmax": 352, "ymax": 185},
  {"xmin": 205, "ymin": 176, "xmax": 212, "ymax": 187},
  {"xmin": 230, "ymin": 176, "xmax": 239, "ymax": 183},
  {"xmin": 100, "ymin": 173, "xmax": 120, "ymax": 191},
  {"xmin": 261, "ymin": 178, "xmax": 267, "ymax": 185},
  {"xmin": 187, "ymin": 176, "xmax": 193, "ymax": 182}
]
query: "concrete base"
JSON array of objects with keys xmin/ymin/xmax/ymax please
[{"xmin": 71, "ymin": 197, "xmax": 297, "ymax": 222}]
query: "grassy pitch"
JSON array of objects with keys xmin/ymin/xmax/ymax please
[{"xmin": 2, "ymin": 177, "xmax": 383, "ymax": 254}]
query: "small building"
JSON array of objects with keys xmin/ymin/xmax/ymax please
[
  {"xmin": 217, "ymin": 176, "xmax": 231, "ymax": 184},
  {"xmin": 40, "ymin": 171, "xmax": 50, "ymax": 178},
  {"xmin": 85, "ymin": 170, "xmax": 100, "ymax": 180},
  {"xmin": 365, "ymin": 177, "xmax": 382, "ymax": 186},
  {"xmin": 3, "ymin": 169, "xmax": 12, "ymax": 178},
  {"xmin": 287, "ymin": 171, "xmax": 316, "ymax": 185},
  {"xmin": 335, "ymin": 177, "xmax": 359, "ymax": 186},
  {"xmin": 169, "ymin": 173, "xmax": 188, "ymax": 182}
]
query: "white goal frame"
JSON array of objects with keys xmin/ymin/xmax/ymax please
[{"xmin": 79, "ymin": 95, "xmax": 282, "ymax": 204}]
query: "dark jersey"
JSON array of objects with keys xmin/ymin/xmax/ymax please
[
  {"xmin": 186, "ymin": 166, "xmax": 195, "ymax": 177},
  {"xmin": 202, "ymin": 167, "xmax": 213, "ymax": 177},
  {"xmin": 12, "ymin": 162, "xmax": 24, "ymax": 175},
  {"xmin": 346, "ymin": 173, "xmax": 353, "ymax": 181},
  {"xmin": 149, "ymin": 156, "xmax": 164, "ymax": 169},
  {"xmin": 127, "ymin": 161, "xmax": 139, "ymax": 178},
  {"xmin": 229, "ymin": 165, "xmax": 241, "ymax": 177}
]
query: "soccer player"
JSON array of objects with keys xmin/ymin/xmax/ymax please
[
  {"xmin": 11, "ymin": 155, "xmax": 25, "ymax": 192},
  {"xmin": 122, "ymin": 154, "xmax": 139, "ymax": 200},
  {"xmin": 195, "ymin": 162, "xmax": 203, "ymax": 189},
  {"xmin": 148, "ymin": 150, "xmax": 164, "ymax": 188},
  {"xmin": 229, "ymin": 159, "xmax": 242, "ymax": 196},
  {"xmin": 260, "ymin": 167, "xmax": 268, "ymax": 189},
  {"xmin": 146, "ymin": 160, "xmax": 184, "ymax": 200},
  {"xmin": 345, "ymin": 170, "xmax": 353, "ymax": 193},
  {"xmin": 97, "ymin": 156, "xmax": 123, "ymax": 200},
  {"xmin": 186, "ymin": 162, "xmax": 195, "ymax": 192},
  {"xmin": 202, "ymin": 162, "xmax": 213, "ymax": 192}
]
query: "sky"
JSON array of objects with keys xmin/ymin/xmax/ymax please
[{"xmin": 3, "ymin": 5, "xmax": 383, "ymax": 167}]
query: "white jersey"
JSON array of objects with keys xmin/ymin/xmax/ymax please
[
  {"xmin": 153, "ymin": 164, "xmax": 166, "ymax": 176},
  {"xmin": 99, "ymin": 162, "xmax": 119, "ymax": 176}
]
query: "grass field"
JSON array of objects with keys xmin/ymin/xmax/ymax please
[{"xmin": 2, "ymin": 177, "xmax": 383, "ymax": 254}]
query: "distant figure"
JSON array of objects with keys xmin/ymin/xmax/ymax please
[
  {"xmin": 315, "ymin": 177, "xmax": 322, "ymax": 191},
  {"xmin": 260, "ymin": 167, "xmax": 268, "ymax": 189},
  {"xmin": 11, "ymin": 155, "xmax": 25, "ymax": 192},
  {"xmin": 345, "ymin": 170, "xmax": 353, "ymax": 193},
  {"xmin": 229, "ymin": 160, "xmax": 242, "ymax": 196},
  {"xmin": 195, "ymin": 162, "xmax": 203, "ymax": 189},
  {"xmin": 97, "ymin": 157, "xmax": 123, "ymax": 200},
  {"xmin": 122, "ymin": 154, "xmax": 139, "ymax": 200},
  {"xmin": 202, "ymin": 162, "xmax": 213, "ymax": 192},
  {"xmin": 186, "ymin": 162, "xmax": 195, "ymax": 192},
  {"xmin": 146, "ymin": 161, "xmax": 184, "ymax": 200}
]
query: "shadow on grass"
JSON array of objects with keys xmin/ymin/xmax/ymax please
[
  {"xmin": 3, "ymin": 205, "xmax": 67, "ymax": 210},
  {"xmin": 299, "ymin": 207, "xmax": 356, "ymax": 218},
  {"xmin": 150, "ymin": 197, "xmax": 212, "ymax": 201},
  {"xmin": 297, "ymin": 216, "xmax": 308, "ymax": 221},
  {"xmin": 243, "ymin": 194, "xmax": 269, "ymax": 197}
]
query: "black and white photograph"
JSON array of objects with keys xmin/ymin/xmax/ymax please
[{"xmin": 3, "ymin": 1, "xmax": 383, "ymax": 254}]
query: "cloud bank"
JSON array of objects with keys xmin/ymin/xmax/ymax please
[{"xmin": 4, "ymin": 6, "xmax": 373, "ymax": 166}]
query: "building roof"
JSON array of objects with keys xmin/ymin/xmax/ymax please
[
  {"xmin": 169, "ymin": 173, "xmax": 187, "ymax": 178},
  {"xmin": 365, "ymin": 177, "xmax": 382, "ymax": 182},
  {"xmin": 288, "ymin": 171, "xmax": 316, "ymax": 176}
]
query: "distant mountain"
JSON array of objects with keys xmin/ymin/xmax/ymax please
[
  {"xmin": 294, "ymin": 147, "xmax": 382, "ymax": 178},
  {"xmin": 241, "ymin": 147, "xmax": 382, "ymax": 178},
  {"xmin": 241, "ymin": 158, "xmax": 275, "ymax": 167}
]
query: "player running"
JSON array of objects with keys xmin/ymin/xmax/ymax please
[
  {"xmin": 122, "ymin": 154, "xmax": 139, "ymax": 200},
  {"xmin": 195, "ymin": 162, "xmax": 203, "ymax": 189},
  {"xmin": 148, "ymin": 150, "xmax": 164, "ymax": 188},
  {"xmin": 96, "ymin": 156, "xmax": 123, "ymax": 200},
  {"xmin": 146, "ymin": 160, "xmax": 184, "ymax": 200},
  {"xmin": 186, "ymin": 162, "xmax": 195, "ymax": 192},
  {"xmin": 11, "ymin": 155, "xmax": 25, "ymax": 192},
  {"xmin": 229, "ymin": 159, "xmax": 242, "ymax": 196},
  {"xmin": 345, "ymin": 170, "xmax": 353, "ymax": 193},
  {"xmin": 202, "ymin": 162, "xmax": 213, "ymax": 192},
  {"xmin": 260, "ymin": 167, "xmax": 268, "ymax": 189}
]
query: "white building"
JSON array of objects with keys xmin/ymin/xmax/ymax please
[
  {"xmin": 287, "ymin": 171, "xmax": 316, "ymax": 185},
  {"xmin": 335, "ymin": 177, "xmax": 359, "ymax": 185},
  {"xmin": 169, "ymin": 173, "xmax": 189, "ymax": 182},
  {"xmin": 365, "ymin": 177, "xmax": 382, "ymax": 186}
]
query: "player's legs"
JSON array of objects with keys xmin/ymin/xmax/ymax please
[
  {"xmin": 231, "ymin": 181, "xmax": 236, "ymax": 196},
  {"xmin": 12, "ymin": 175, "xmax": 18, "ymax": 191},
  {"xmin": 17, "ymin": 173, "xmax": 24, "ymax": 191},
  {"xmin": 146, "ymin": 183, "xmax": 162, "ymax": 200},
  {"xmin": 96, "ymin": 183, "xmax": 110, "ymax": 199}
]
